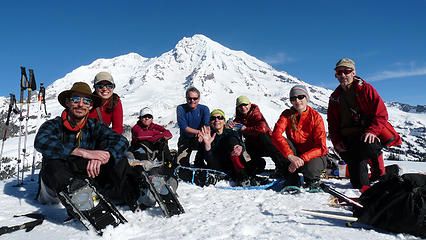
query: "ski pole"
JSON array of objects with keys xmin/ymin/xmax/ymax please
[
  {"xmin": 0, "ymin": 94, "xmax": 18, "ymax": 167},
  {"xmin": 22, "ymin": 69, "xmax": 36, "ymax": 182},
  {"xmin": 16, "ymin": 67, "xmax": 28, "ymax": 185},
  {"xmin": 27, "ymin": 69, "xmax": 37, "ymax": 181}
]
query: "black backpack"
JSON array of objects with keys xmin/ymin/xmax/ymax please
[{"xmin": 353, "ymin": 173, "xmax": 426, "ymax": 238}]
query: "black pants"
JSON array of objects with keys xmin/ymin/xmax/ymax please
[
  {"xmin": 177, "ymin": 137, "xmax": 203, "ymax": 167},
  {"xmin": 340, "ymin": 136, "xmax": 382, "ymax": 189},
  {"xmin": 245, "ymin": 134, "xmax": 300, "ymax": 186},
  {"xmin": 131, "ymin": 139, "xmax": 173, "ymax": 164},
  {"xmin": 40, "ymin": 156, "xmax": 140, "ymax": 207}
]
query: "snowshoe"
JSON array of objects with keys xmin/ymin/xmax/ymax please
[
  {"xmin": 58, "ymin": 178, "xmax": 127, "ymax": 235},
  {"xmin": 174, "ymin": 166, "xmax": 229, "ymax": 187},
  {"xmin": 138, "ymin": 171, "xmax": 184, "ymax": 217}
]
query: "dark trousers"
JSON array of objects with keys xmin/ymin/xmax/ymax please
[
  {"xmin": 131, "ymin": 139, "xmax": 173, "ymax": 164},
  {"xmin": 340, "ymin": 136, "xmax": 383, "ymax": 189},
  {"xmin": 40, "ymin": 156, "xmax": 139, "ymax": 207},
  {"xmin": 245, "ymin": 134, "xmax": 300, "ymax": 186},
  {"xmin": 177, "ymin": 137, "xmax": 203, "ymax": 167}
]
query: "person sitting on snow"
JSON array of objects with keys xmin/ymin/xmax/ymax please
[
  {"xmin": 35, "ymin": 82, "xmax": 141, "ymax": 211},
  {"xmin": 195, "ymin": 109, "xmax": 261, "ymax": 186},
  {"xmin": 227, "ymin": 96, "xmax": 287, "ymax": 176},
  {"xmin": 130, "ymin": 107, "xmax": 174, "ymax": 169}
]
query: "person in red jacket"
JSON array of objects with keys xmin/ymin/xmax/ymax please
[
  {"xmin": 88, "ymin": 72, "xmax": 123, "ymax": 134},
  {"xmin": 131, "ymin": 107, "xmax": 173, "ymax": 165},
  {"xmin": 228, "ymin": 96, "xmax": 301, "ymax": 187},
  {"xmin": 272, "ymin": 85, "xmax": 327, "ymax": 190},
  {"xmin": 327, "ymin": 58, "xmax": 400, "ymax": 189}
]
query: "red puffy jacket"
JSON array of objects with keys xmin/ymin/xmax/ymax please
[
  {"xmin": 327, "ymin": 76, "xmax": 389, "ymax": 148},
  {"xmin": 272, "ymin": 106, "xmax": 328, "ymax": 162},
  {"xmin": 234, "ymin": 104, "xmax": 272, "ymax": 137}
]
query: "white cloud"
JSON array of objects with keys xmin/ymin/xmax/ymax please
[
  {"xmin": 368, "ymin": 66, "xmax": 426, "ymax": 82},
  {"xmin": 261, "ymin": 52, "xmax": 293, "ymax": 65}
]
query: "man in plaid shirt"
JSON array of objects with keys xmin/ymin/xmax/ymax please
[{"xmin": 35, "ymin": 82, "xmax": 140, "ymax": 210}]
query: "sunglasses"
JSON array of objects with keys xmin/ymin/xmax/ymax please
[
  {"xmin": 210, "ymin": 115, "xmax": 225, "ymax": 121},
  {"xmin": 141, "ymin": 114, "xmax": 153, "ymax": 119},
  {"xmin": 186, "ymin": 97, "xmax": 199, "ymax": 101},
  {"xmin": 290, "ymin": 95, "xmax": 306, "ymax": 102},
  {"xmin": 335, "ymin": 69, "xmax": 353, "ymax": 75},
  {"xmin": 95, "ymin": 83, "xmax": 115, "ymax": 89},
  {"xmin": 238, "ymin": 103, "xmax": 249, "ymax": 108},
  {"xmin": 70, "ymin": 96, "xmax": 92, "ymax": 105}
]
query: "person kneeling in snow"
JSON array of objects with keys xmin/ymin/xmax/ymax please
[
  {"xmin": 35, "ymin": 82, "xmax": 141, "ymax": 211},
  {"xmin": 195, "ymin": 109, "xmax": 260, "ymax": 186}
]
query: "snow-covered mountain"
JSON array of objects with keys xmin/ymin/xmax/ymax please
[{"xmin": 0, "ymin": 34, "xmax": 424, "ymax": 175}]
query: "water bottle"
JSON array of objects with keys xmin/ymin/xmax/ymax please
[{"xmin": 338, "ymin": 161, "xmax": 347, "ymax": 178}]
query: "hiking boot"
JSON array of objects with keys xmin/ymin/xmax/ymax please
[
  {"xmin": 269, "ymin": 168, "xmax": 285, "ymax": 179},
  {"xmin": 280, "ymin": 186, "xmax": 301, "ymax": 195},
  {"xmin": 304, "ymin": 179, "xmax": 322, "ymax": 193}
]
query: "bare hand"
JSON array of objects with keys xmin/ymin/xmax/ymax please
[
  {"xmin": 199, "ymin": 126, "xmax": 216, "ymax": 151},
  {"xmin": 83, "ymin": 150, "xmax": 110, "ymax": 164},
  {"xmin": 287, "ymin": 155, "xmax": 304, "ymax": 172},
  {"xmin": 227, "ymin": 121, "xmax": 235, "ymax": 129},
  {"xmin": 362, "ymin": 132, "xmax": 379, "ymax": 144},
  {"xmin": 87, "ymin": 159, "xmax": 102, "ymax": 178},
  {"xmin": 231, "ymin": 145, "xmax": 243, "ymax": 156}
]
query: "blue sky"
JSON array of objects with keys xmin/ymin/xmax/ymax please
[{"xmin": 1, "ymin": 0, "xmax": 425, "ymax": 105}]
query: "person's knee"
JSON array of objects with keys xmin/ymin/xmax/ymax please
[{"xmin": 360, "ymin": 140, "xmax": 382, "ymax": 159}]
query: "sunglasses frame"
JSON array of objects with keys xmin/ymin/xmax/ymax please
[
  {"xmin": 186, "ymin": 97, "xmax": 199, "ymax": 101},
  {"xmin": 210, "ymin": 115, "xmax": 225, "ymax": 121},
  {"xmin": 335, "ymin": 69, "xmax": 353, "ymax": 75},
  {"xmin": 290, "ymin": 95, "xmax": 306, "ymax": 102},
  {"xmin": 95, "ymin": 83, "xmax": 115, "ymax": 89},
  {"xmin": 69, "ymin": 96, "xmax": 93, "ymax": 105}
]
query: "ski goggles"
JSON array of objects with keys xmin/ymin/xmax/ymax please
[
  {"xmin": 290, "ymin": 95, "xmax": 306, "ymax": 102},
  {"xmin": 69, "ymin": 96, "xmax": 93, "ymax": 105},
  {"xmin": 94, "ymin": 83, "xmax": 115, "ymax": 89}
]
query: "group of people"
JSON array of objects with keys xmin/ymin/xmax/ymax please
[{"xmin": 34, "ymin": 58, "xmax": 401, "ymax": 214}]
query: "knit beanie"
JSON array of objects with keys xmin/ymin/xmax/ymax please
[
  {"xmin": 210, "ymin": 109, "xmax": 226, "ymax": 120},
  {"xmin": 289, "ymin": 85, "xmax": 310, "ymax": 102}
]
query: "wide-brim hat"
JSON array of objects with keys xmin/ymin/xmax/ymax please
[{"xmin": 58, "ymin": 82, "xmax": 102, "ymax": 108}]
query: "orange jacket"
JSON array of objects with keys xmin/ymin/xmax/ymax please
[{"xmin": 272, "ymin": 106, "xmax": 327, "ymax": 162}]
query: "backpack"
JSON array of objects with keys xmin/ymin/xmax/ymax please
[{"xmin": 353, "ymin": 173, "xmax": 426, "ymax": 237}]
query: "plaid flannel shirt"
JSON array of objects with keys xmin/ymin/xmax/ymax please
[{"xmin": 34, "ymin": 117, "xmax": 129, "ymax": 163}]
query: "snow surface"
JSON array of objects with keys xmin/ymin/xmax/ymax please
[{"xmin": 0, "ymin": 160, "xmax": 425, "ymax": 240}]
